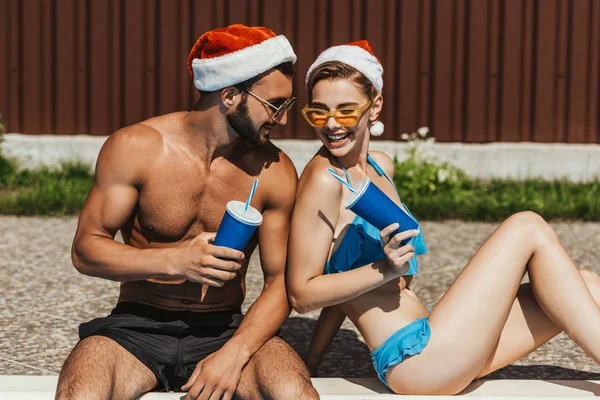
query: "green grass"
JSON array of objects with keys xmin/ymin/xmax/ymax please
[
  {"xmin": 0, "ymin": 150, "xmax": 598, "ymax": 220},
  {"xmin": 0, "ymin": 157, "xmax": 93, "ymax": 216},
  {"xmin": 394, "ymin": 160, "xmax": 600, "ymax": 222}
]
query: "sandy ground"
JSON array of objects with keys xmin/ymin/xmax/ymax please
[{"xmin": 1, "ymin": 216, "xmax": 599, "ymax": 380}]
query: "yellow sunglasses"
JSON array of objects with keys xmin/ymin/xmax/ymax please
[{"xmin": 301, "ymin": 100, "xmax": 373, "ymax": 128}]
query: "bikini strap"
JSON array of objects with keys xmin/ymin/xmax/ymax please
[
  {"xmin": 332, "ymin": 156, "xmax": 353, "ymax": 187},
  {"xmin": 367, "ymin": 154, "xmax": 395, "ymax": 187}
]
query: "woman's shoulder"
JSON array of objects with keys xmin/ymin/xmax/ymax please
[
  {"xmin": 298, "ymin": 151, "xmax": 344, "ymax": 199},
  {"xmin": 369, "ymin": 151, "xmax": 395, "ymax": 178}
]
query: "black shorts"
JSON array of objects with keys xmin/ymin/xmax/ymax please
[{"xmin": 79, "ymin": 301, "xmax": 243, "ymax": 391}]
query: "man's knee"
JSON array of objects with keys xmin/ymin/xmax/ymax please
[
  {"xmin": 268, "ymin": 378, "xmax": 319, "ymax": 400},
  {"xmin": 250, "ymin": 337, "xmax": 318, "ymax": 399},
  {"xmin": 56, "ymin": 336, "xmax": 155, "ymax": 400},
  {"xmin": 56, "ymin": 337, "xmax": 114, "ymax": 399}
]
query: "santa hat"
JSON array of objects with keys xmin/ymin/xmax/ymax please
[
  {"xmin": 305, "ymin": 40, "xmax": 385, "ymax": 136},
  {"xmin": 188, "ymin": 24, "xmax": 297, "ymax": 91},
  {"xmin": 305, "ymin": 40, "xmax": 383, "ymax": 92}
]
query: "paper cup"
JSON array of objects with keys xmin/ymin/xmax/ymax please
[
  {"xmin": 344, "ymin": 177, "xmax": 418, "ymax": 245},
  {"xmin": 213, "ymin": 201, "xmax": 263, "ymax": 251}
]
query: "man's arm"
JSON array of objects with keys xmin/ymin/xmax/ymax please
[
  {"xmin": 72, "ymin": 126, "xmax": 243, "ymax": 284},
  {"xmin": 222, "ymin": 152, "xmax": 298, "ymax": 363},
  {"xmin": 181, "ymin": 152, "xmax": 298, "ymax": 398}
]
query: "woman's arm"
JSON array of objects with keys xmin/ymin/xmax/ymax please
[
  {"xmin": 305, "ymin": 305, "xmax": 346, "ymax": 376},
  {"xmin": 287, "ymin": 163, "xmax": 417, "ymax": 313}
]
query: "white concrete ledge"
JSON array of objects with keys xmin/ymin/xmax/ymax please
[
  {"xmin": 1, "ymin": 376, "xmax": 600, "ymax": 399},
  {"xmin": 2, "ymin": 134, "xmax": 600, "ymax": 182}
]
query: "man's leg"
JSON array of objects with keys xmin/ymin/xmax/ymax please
[
  {"xmin": 234, "ymin": 337, "xmax": 319, "ymax": 400},
  {"xmin": 55, "ymin": 336, "xmax": 157, "ymax": 400}
]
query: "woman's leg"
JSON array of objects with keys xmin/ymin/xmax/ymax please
[
  {"xmin": 386, "ymin": 212, "xmax": 600, "ymax": 395},
  {"xmin": 476, "ymin": 268, "xmax": 600, "ymax": 378}
]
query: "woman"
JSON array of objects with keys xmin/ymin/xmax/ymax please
[{"xmin": 287, "ymin": 40, "xmax": 600, "ymax": 395}]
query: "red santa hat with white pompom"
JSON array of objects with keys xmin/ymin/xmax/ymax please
[
  {"xmin": 188, "ymin": 24, "xmax": 297, "ymax": 92},
  {"xmin": 305, "ymin": 40, "xmax": 385, "ymax": 136}
]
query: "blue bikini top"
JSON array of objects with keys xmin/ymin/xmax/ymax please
[{"xmin": 324, "ymin": 154, "xmax": 427, "ymax": 275}]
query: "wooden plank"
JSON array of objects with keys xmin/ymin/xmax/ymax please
[
  {"xmin": 383, "ymin": 0, "xmax": 399, "ymax": 140},
  {"xmin": 145, "ymin": 0, "xmax": 159, "ymax": 120},
  {"xmin": 588, "ymin": 0, "xmax": 600, "ymax": 143},
  {"xmin": 0, "ymin": 0, "xmax": 10, "ymax": 131},
  {"xmin": 248, "ymin": 0, "xmax": 260, "ymax": 25},
  {"xmin": 41, "ymin": 0, "xmax": 54, "ymax": 133},
  {"xmin": 452, "ymin": 0, "xmax": 467, "ymax": 141},
  {"xmin": 214, "ymin": 0, "xmax": 226, "ymax": 28},
  {"xmin": 293, "ymin": 0, "xmax": 318, "ymax": 139},
  {"xmin": 284, "ymin": 0, "xmax": 299, "ymax": 139},
  {"xmin": 498, "ymin": 0, "xmax": 523, "ymax": 141},
  {"xmin": 76, "ymin": 0, "xmax": 89, "ymax": 134},
  {"xmin": 21, "ymin": 0, "xmax": 43, "ymax": 133},
  {"xmin": 261, "ymin": 0, "xmax": 284, "ymax": 34},
  {"xmin": 110, "ymin": 0, "xmax": 123, "ymax": 132},
  {"xmin": 157, "ymin": 0, "xmax": 178, "ymax": 116},
  {"xmin": 419, "ymin": 0, "xmax": 433, "ymax": 137},
  {"xmin": 566, "ymin": 0, "xmax": 590, "ymax": 143},
  {"xmin": 350, "ymin": 0, "xmax": 363, "ymax": 40},
  {"xmin": 55, "ymin": 0, "xmax": 76, "ymax": 133},
  {"xmin": 520, "ymin": 0, "xmax": 535, "ymax": 141},
  {"xmin": 365, "ymin": 0, "xmax": 387, "ymax": 136},
  {"xmin": 330, "ymin": 0, "xmax": 352, "ymax": 45},
  {"xmin": 189, "ymin": 0, "xmax": 214, "ymax": 107},
  {"xmin": 315, "ymin": 0, "xmax": 327, "ymax": 51},
  {"xmin": 431, "ymin": 0, "xmax": 454, "ymax": 142},
  {"xmin": 398, "ymin": 0, "xmax": 420, "ymax": 138},
  {"xmin": 554, "ymin": 0, "xmax": 569, "ymax": 142},
  {"xmin": 89, "ymin": 0, "xmax": 110, "ymax": 135},
  {"xmin": 226, "ymin": 0, "xmax": 248, "ymax": 26},
  {"xmin": 178, "ymin": 0, "xmax": 191, "ymax": 110},
  {"xmin": 122, "ymin": 0, "xmax": 145, "ymax": 127},
  {"xmin": 486, "ymin": 0, "xmax": 501, "ymax": 142},
  {"xmin": 532, "ymin": 0, "xmax": 559, "ymax": 142},
  {"xmin": 464, "ymin": 0, "xmax": 488, "ymax": 143}
]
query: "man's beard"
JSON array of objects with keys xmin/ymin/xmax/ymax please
[{"xmin": 227, "ymin": 94, "xmax": 269, "ymax": 146}]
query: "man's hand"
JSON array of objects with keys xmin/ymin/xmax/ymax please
[
  {"xmin": 181, "ymin": 343, "xmax": 247, "ymax": 400},
  {"xmin": 178, "ymin": 232, "xmax": 245, "ymax": 286}
]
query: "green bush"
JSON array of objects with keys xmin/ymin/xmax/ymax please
[
  {"xmin": 394, "ymin": 128, "xmax": 600, "ymax": 221},
  {"xmin": 0, "ymin": 161, "xmax": 93, "ymax": 215}
]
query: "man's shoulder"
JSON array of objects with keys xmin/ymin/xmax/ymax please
[
  {"xmin": 103, "ymin": 121, "xmax": 165, "ymax": 156},
  {"xmin": 259, "ymin": 142, "xmax": 298, "ymax": 181}
]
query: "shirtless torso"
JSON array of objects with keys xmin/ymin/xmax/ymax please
[{"xmin": 111, "ymin": 112, "xmax": 283, "ymax": 311}]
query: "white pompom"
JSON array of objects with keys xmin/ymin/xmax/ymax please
[{"xmin": 369, "ymin": 121, "xmax": 385, "ymax": 136}]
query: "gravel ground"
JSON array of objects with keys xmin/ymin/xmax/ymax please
[{"xmin": 1, "ymin": 216, "xmax": 599, "ymax": 380}]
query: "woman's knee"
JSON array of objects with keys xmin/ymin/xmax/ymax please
[
  {"xmin": 504, "ymin": 211, "xmax": 555, "ymax": 245},
  {"xmin": 579, "ymin": 269, "xmax": 600, "ymax": 305}
]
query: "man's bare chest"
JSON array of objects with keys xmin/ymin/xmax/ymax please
[{"xmin": 135, "ymin": 162, "xmax": 263, "ymax": 241}]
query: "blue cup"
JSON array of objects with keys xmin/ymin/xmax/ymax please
[
  {"xmin": 213, "ymin": 201, "xmax": 263, "ymax": 251},
  {"xmin": 345, "ymin": 177, "xmax": 418, "ymax": 245}
]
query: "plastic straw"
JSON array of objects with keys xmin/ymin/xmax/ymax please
[
  {"xmin": 327, "ymin": 168, "xmax": 356, "ymax": 193},
  {"xmin": 245, "ymin": 179, "xmax": 259, "ymax": 211}
]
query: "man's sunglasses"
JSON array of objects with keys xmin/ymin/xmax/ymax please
[
  {"xmin": 301, "ymin": 100, "xmax": 373, "ymax": 128},
  {"xmin": 245, "ymin": 90, "xmax": 296, "ymax": 122}
]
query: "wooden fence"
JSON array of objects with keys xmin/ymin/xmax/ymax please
[{"xmin": 1, "ymin": 0, "xmax": 599, "ymax": 142}]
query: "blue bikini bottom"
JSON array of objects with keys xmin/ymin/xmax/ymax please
[{"xmin": 370, "ymin": 317, "xmax": 431, "ymax": 390}]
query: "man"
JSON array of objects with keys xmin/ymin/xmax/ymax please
[{"xmin": 56, "ymin": 24, "xmax": 319, "ymax": 400}]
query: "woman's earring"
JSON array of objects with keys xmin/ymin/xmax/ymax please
[{"xmin": 369, "ymin": 121, "xmax": 385, "ymax": 136}]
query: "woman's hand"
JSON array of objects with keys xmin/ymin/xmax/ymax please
[{"xmin": 380, "ymin": 223, "xmax": 420, "ymax": 275}]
